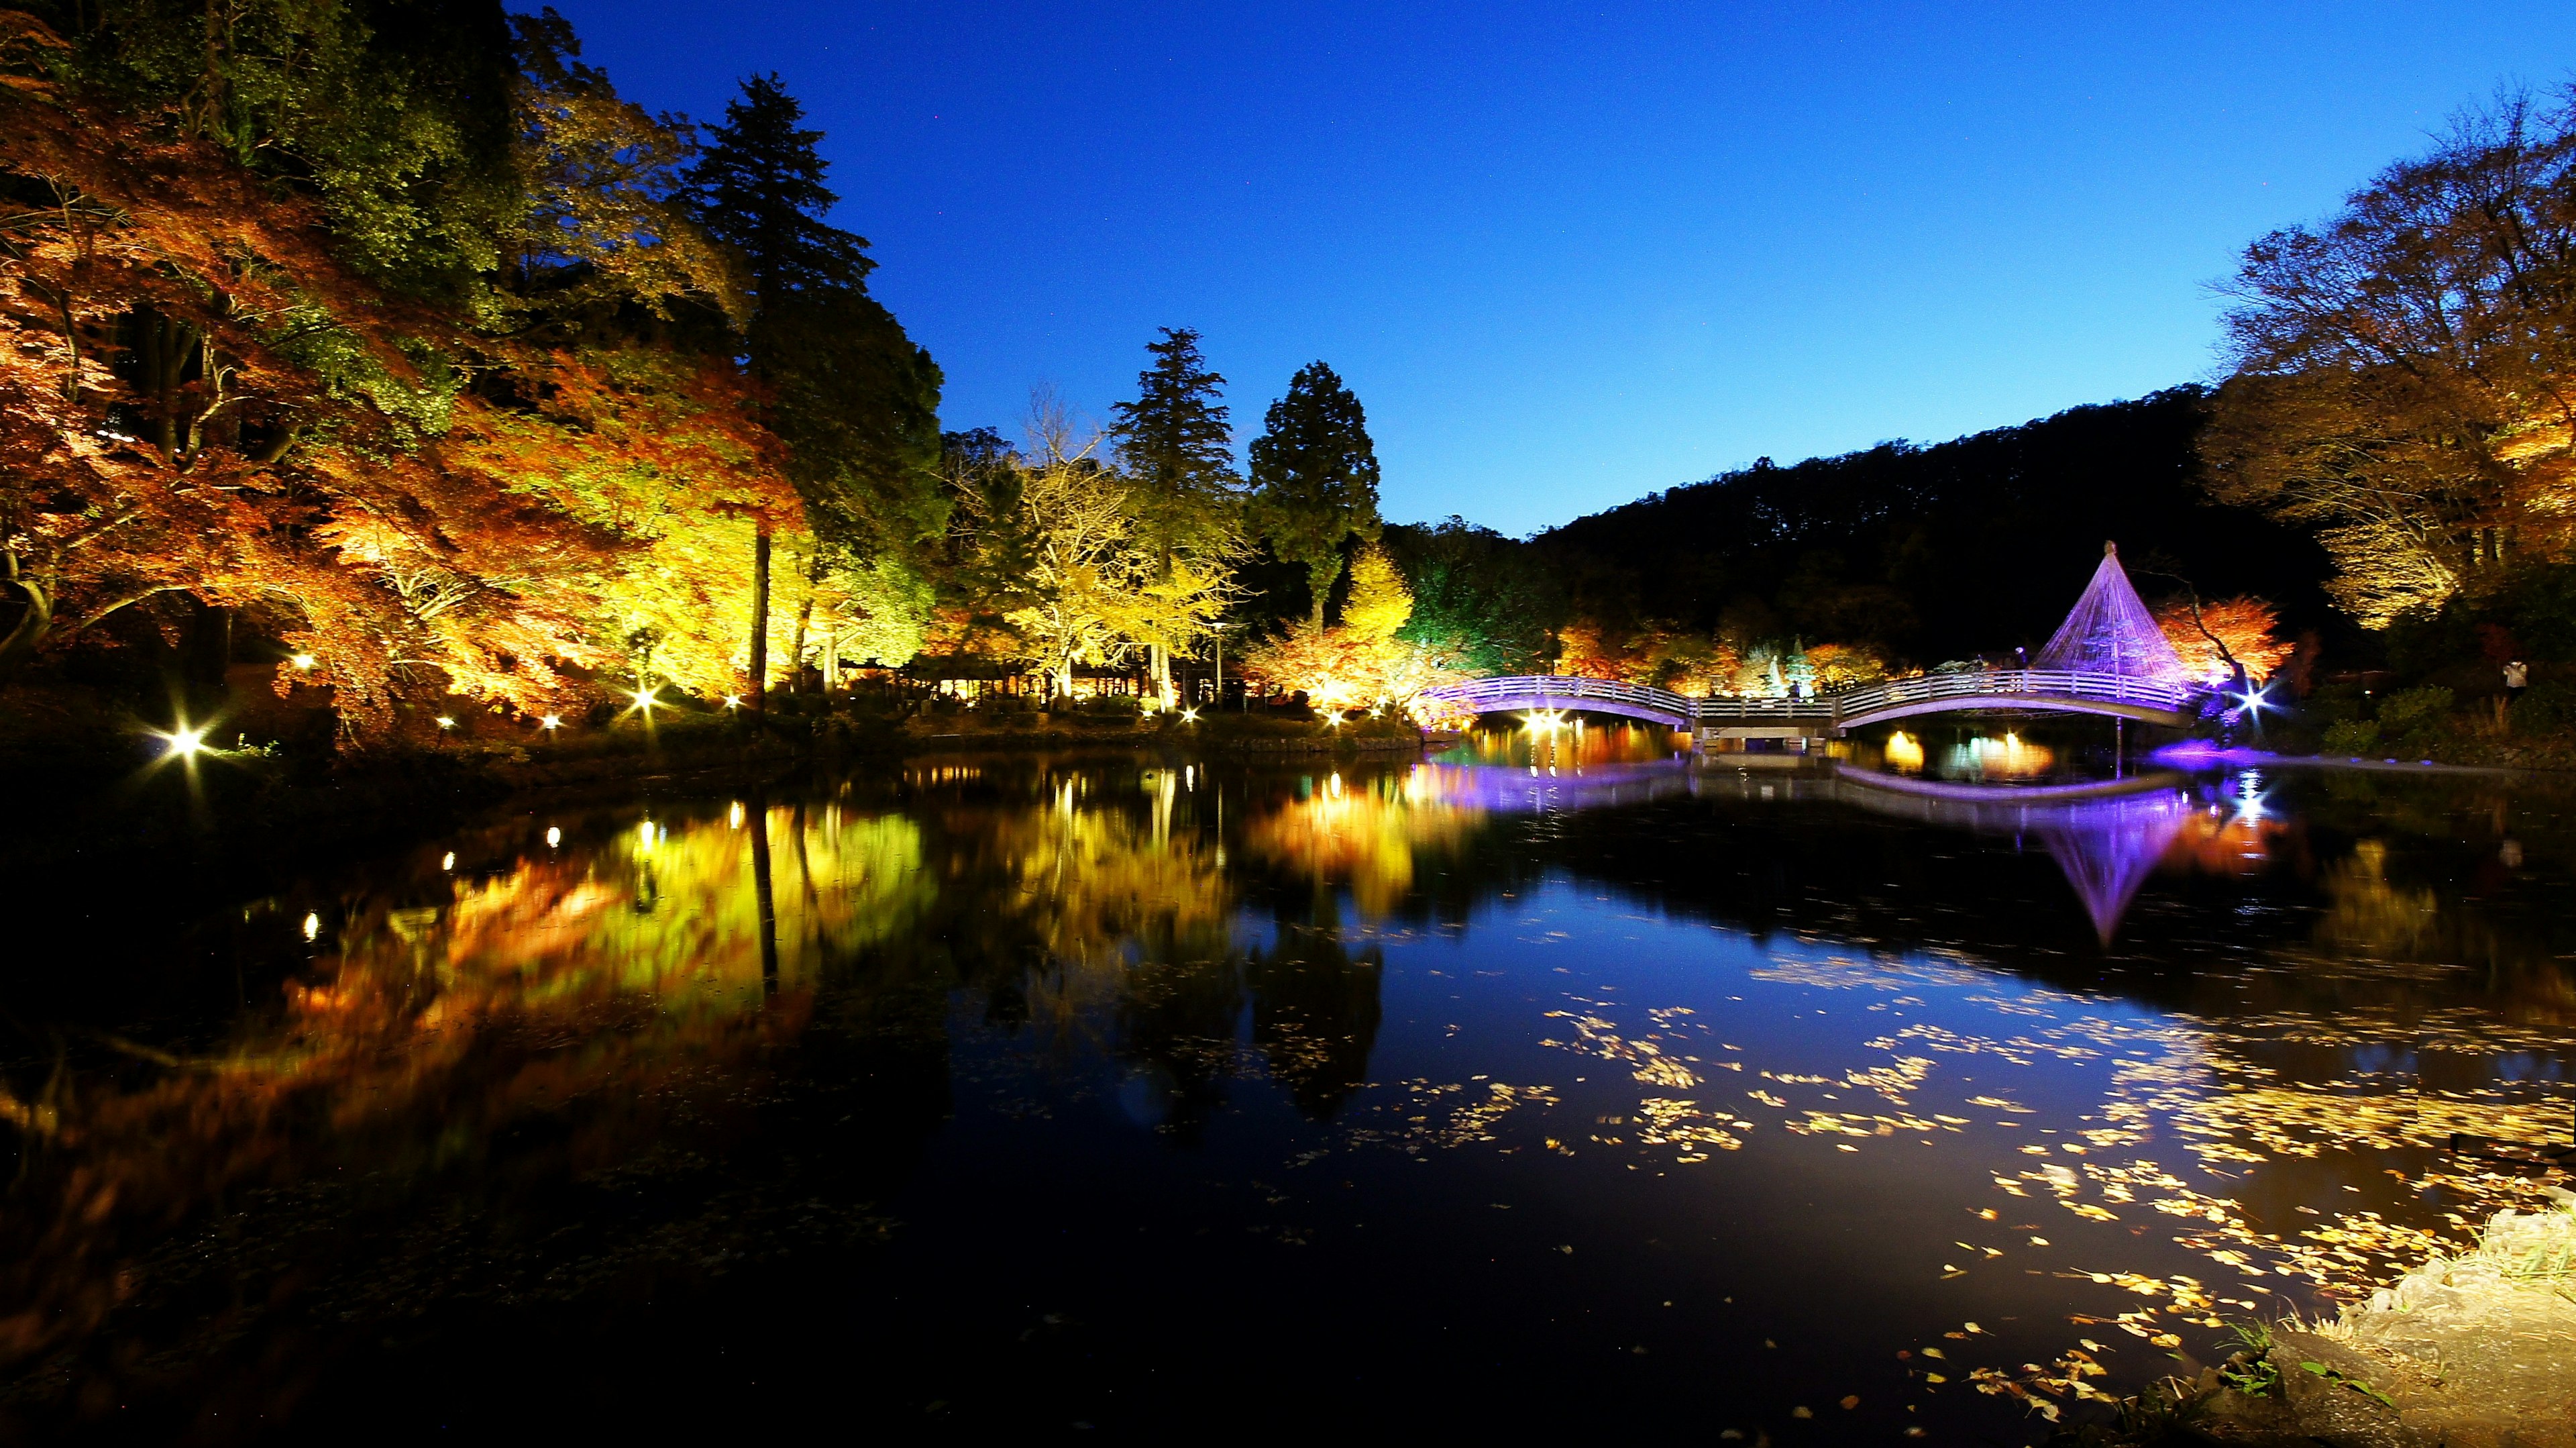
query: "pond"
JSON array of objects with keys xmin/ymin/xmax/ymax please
[{"xmin": 5, "ymin": 733, "xmax": 2572, "ymax": 1439}]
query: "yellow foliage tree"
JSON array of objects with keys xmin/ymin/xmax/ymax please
[{"xmin": 1340, "ymin": 543, "xmax": 1412, "ymax": 641}]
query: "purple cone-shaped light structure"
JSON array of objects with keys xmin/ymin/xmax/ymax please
[{"xmin": 2033, "ymin": 542, "xmax": 2188, "ymax": 684}]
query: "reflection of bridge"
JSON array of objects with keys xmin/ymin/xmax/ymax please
[
  {"xmin": 1417, "ymin": 668, "xmax": 2204, "ymax": 737},
  {"xmin": 1416, "ymin": 544, "xmax": 2210, "ymax": 738}
]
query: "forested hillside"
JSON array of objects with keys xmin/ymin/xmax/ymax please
[{"xmin": 1533, "ymin": 386, "xmax": 2335, "ymax": 666}]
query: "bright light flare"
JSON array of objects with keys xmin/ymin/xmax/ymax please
[
  {"xmin": 290, "ymin": 654, "xmax": 316, "ymax": 670},
  {"xmin": 540, "ymin": 715, "xmax": 562, "ymax": 731},
  {"xmin": 158, "ymin": 724, "xmax": 209, "ymax": 760},
  {"xmin": 302, "ymin": 912, "xmax": 321, "ymax": 942},
  {"xmin": 545, "ymin": 826, "xmax": 561, "ymax": 847},
  {"xmin": 435, "ymin": 716, "xmax": 456, "ymax": 730},
  {"xmin": 1179, "ymin": 707, "xmax": 1201, "ymax": 723},
  {"xmin": 627, "ymin": 685, "xmax": 660, "ymax": 714},
  {"xmin": 723, "ymin": 694, "xmax": 743, "ymax": 711}
]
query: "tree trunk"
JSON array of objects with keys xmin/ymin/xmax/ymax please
[
  {"xmin": 748, "ymin": 526, "xmax": 772, "ymax": 715},
  {"xmin": 0, "ymin": 571, "xmax": 54, "ymax": 688},
  {"xmin": 749, "ymin": 790, "xmax": 780, "ymax": 996},
  {"xmin": 790, "ymin": 594, "xmax": 813, "ymax": 693}
]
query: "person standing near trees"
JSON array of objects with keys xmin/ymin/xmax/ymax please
[{"xmin": 2505, "ymin": 660, "xmax": 2530, "ymax": 703}]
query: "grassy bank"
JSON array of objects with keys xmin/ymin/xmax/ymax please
[{"xmin": 2059, "ymin": 1194, "xmax": 2576, "ymax": 1447}]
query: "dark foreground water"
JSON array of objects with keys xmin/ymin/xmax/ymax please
[{"xmin": 5, "ymin": 729, "xmax": 2573, "ymax": 1441}]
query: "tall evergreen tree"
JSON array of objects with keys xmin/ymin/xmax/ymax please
[
  {"xmin": 684, "ymin": 73, "xmax": 945, "ymax": 708},
  {"xmin": 1247, "ymin": 360, "xmax": 1381, "ymax": 626},
  {"xmin": 682, "ymin": 73, "xmax": 871, "ymax": 299},
  {"xmin": 1110, "ymin": 327, "xmax": 1239, "ymax": 545},
  {"xmin": 1108, "ymin": 327, "xmax": 1240, "ymax": 701}
]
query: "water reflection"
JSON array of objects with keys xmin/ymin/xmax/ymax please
[{"xmin": 2, "ymin": 753, "xmax": 2571, "ymax": 1437}]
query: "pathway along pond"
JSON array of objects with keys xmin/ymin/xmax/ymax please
[{"xmin": 4, "ymin": 727, "xmax": 2573, "ymax": 1440}]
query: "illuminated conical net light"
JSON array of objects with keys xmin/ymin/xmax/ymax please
[{"xmin": 2033, "ymin": 542, "xmax": 2188, "ymax": 684}]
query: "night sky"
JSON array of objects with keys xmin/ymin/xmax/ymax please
[{"xmin": 529, "ymin": 1, "xmax": 2575, "ymax": 535}]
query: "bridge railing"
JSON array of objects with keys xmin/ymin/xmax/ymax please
[
  {"xmin": 1418, "ymin": 675, "xmax": 1699, "ymax": 721},
  {"xmin": 1824, "ymin": 669, "xmax": 2201, "ymax": 721},
  {"xmin": 1695, "ymin": 695, "xmax": 1833, "ymax": 721},
  {"xmin": 1420, "ymin": 670, "xmax": 2203, "ymax": 727}
]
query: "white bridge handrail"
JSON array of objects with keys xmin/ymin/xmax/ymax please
[
  {"xmin": 1418, "ymin": 670, "xmax": 2204, "ymax": 726},
  {"xmin": 1419, "ymin": 674, "xmax": 1700, "ymax": 721}
]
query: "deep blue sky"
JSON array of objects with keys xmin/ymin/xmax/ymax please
[{"xmin": 532, "ymin": 1, "xmax": 2571, "ymax": 536}]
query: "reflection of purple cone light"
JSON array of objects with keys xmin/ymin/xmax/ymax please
[
  {"xmin": 1829, "ymin": 782, "xmax": 2191, "ymax": 943},
  {"xmin": 2035, "ymin": 794, "xmax": 2191, "ymax": 943}
]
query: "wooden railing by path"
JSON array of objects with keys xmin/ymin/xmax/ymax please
[{"xmin": 1418, "ymin": 670, "xmax": 2205, "ymax": 729}]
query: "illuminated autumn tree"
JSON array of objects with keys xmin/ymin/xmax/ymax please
[
  {"xmin": 2153, "ymin": 594, "xmax": 2292, "ymax": 685},
  {"xmin": 1339, "ymin": 542, "xmax": 1411, "ymax": 641},
  {"xmin": 1238, "ymin": 546, "xmax": 1462, "ymax": 715},
  {"xmin": 0, "ymin": 21, "xmax": 625, "ymax": 726},
  {"xmin": 2206, "ymin": 87, "xmax": 2576, "ymax": 627},
  {"xmin": 967, "ymin": 410, "xmax": 1152, "ymax": 699}
]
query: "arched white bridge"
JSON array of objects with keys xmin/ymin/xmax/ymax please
[{"xmin": 1417, "ymin": 669, "xmax": 2206, "ymax": 735}]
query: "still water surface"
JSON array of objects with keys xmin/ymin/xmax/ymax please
[{"xmin": 6, "ymin": 729, "xmax": 2573, "ymax": 1438}]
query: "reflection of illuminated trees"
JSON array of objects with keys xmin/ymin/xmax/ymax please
[
  {"xmin": 2316, "ymin": 839, "xmax": 2450, "ymax": 961},
  {"xmin": 1243, "ymin": 770, "xmax": 1484, "ymax": 920},
  {"xmin": 0, "ymin": 803, "xmax": 937, "ymax": 1369},
  {"xmin": 918, "ymin": 764, "xmax": 1419, "ymax": 1133},
  {"xmin": 1248, "ymin": 925, "xmax": 1383, "ymax": 1119}
]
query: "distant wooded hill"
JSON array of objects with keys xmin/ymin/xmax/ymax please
[{"xmin": 1529, "ymin": 385, "xmax": 2336, "ymax": 665}]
